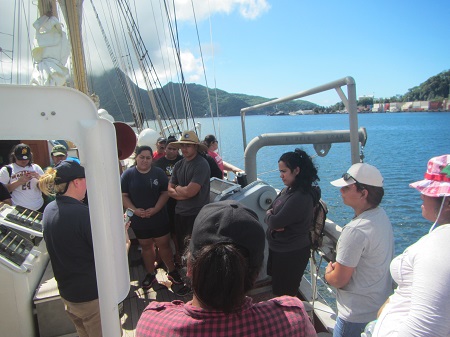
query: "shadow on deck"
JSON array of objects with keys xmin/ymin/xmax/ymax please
[
  {"xmin": 120, "ymin": 244, "xmax": 193, "ymax": 336},
  {"xmin": 120, "ymin": 243, "xmax": 277, "ymax": 336},
  {"xmin": 34, "ymin": 241, "xmax": 328, "ymax": 336},
  {"xmin": 120, "ymin": 243, "xmax": 320, "ymax": 336}
]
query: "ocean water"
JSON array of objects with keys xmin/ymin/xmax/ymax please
[{"xmin": 194, "ymin": 112, "xmax": 450, "ymax": 255}]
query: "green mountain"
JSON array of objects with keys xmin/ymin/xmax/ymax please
[
  {"xmin": 90, "ymin": 69, "xmax": 317, "ymax": 122},
  {"xmin": 402, "ymin": 70, "xmax": 450, "ymax": 102},
  {"xmin": 91, "ymin": 69, "xmax": 450, "ymax": 121},
  {"xmin": 334, "ymin": 70, "xmax": 450, "ymax": 110}
]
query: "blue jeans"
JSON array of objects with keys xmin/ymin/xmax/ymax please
[{"xmin": 333, "ymin": 317, "xmax": 367, "ymax": 337}]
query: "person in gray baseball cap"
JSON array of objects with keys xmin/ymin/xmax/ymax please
[{"xmin": 136, "ymin": 200, "xmax": 317, "ymax": 337}]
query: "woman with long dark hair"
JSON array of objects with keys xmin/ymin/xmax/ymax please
[{"xmin": 265, "ymin": 148, "xmax": 320, "ymax": 296}]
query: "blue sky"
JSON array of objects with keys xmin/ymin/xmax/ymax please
[
  {"xmin": 189, "ymin": 0, "xmax": 450, "ymax": 105},
  {"xmin": 1, "ymin": 0, "xmax": 449, "ymax": 106}
]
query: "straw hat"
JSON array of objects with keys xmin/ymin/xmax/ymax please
[{"xmin": 171, "ymin": 131, "xmax": 208, "ymax": 152}]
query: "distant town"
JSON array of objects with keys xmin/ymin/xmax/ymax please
[
  {"xmin": 268, "ymin": 98, "xmax": 450, "ymax": 116},
  {"xmin": 358, "ymin": 98, "xmax": 450, "ymax": 113}
]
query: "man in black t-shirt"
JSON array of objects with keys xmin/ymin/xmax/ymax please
[{"xmin": 153, "ymin": 136, "xmax": 182, "ymax": 177}]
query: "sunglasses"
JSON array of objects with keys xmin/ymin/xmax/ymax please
[{"xmin": 342, "ymin": 173, "xmax": 365, "ymax": 189}]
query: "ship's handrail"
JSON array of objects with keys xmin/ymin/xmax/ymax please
[
  {"xmin": 240, "ymin": 76, "xmax": 361, "ymax": 182},
  {"xmin": 243, "ymin": 128, "xmax": 367, "ymax": 184}
]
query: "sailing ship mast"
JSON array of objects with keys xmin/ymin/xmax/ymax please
[
  {"xmin": 37, "ymin": 0, "xmax": 89, "ymax": 95},
  {"xmin": 59, "ymin": 0, "xmax": 89, "ymax": 95}
]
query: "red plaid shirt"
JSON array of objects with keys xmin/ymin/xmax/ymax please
[{"xmin": 136, "ymin": 296, "xmax": 317, "ymax": 337}]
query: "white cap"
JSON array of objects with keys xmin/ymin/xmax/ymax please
[{"xmin": 330, "ymin": 163, "xmax": 383, "ymax": 187}]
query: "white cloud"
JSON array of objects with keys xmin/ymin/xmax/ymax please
[
  {"xmin": 180, "ymin": 50, "xmax": 204, "ymax": 82},
  {"xmin": 236, "ymin": 0, "xmax": 271, "ymax": 20},
  {"xmin": 170, "ymin": 0, "xmax": 270, "ymax": 21}
]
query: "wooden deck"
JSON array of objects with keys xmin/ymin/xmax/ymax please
[
  {"xmin": 34, "ymin": 241, "xmax": 328, "ymax": 336},
  {"xmin": 120, "ymin": 243, "xmax": 193, "ymax": 336},
  {"xmin": 120, "ymin": 241, "xmax": 331, "ymax": 336},
  {"xmin": 119, "ymin": 243, "xmax": 278, "ymax": 336}
]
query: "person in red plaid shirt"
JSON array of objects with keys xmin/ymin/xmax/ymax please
[{"xmin": 136, "ymin": 200, "xmax": 317, "ymax": 337}]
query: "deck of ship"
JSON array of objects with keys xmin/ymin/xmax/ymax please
[
  {"xmin": 120, "ymin": 242, "xmax": 193, "ymax": 336},
  {"xmin": 119, "ymin": 242, "xmax": 330, "ymax": 336},
  {"xmin": 34, "ymin": 240, "xmax": 329, "ymax": 336}
]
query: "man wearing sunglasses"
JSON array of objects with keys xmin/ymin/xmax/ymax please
[{"xmin": 325, "ymin": 163, "xmax": 394, "ymax": 337}]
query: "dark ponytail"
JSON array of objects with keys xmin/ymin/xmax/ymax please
[{"xmin": 190, "ymin": 242, "xmax": 258, "ymax": 313}]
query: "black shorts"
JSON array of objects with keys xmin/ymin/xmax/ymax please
[{"xmin": 131, "ymin": 219, "xmax": 170, "ymax": 240}]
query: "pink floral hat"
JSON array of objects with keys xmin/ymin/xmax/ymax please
[{"xmin": 410, "ymin": 155, "xmax": 450, "ymax": 197}]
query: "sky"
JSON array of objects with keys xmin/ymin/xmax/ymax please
[{"xmin": 1, "ymin": 0, "xmax": 449, "ymax": 106}]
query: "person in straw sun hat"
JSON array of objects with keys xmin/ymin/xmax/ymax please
[
  {"xmin": 170, "ymin": 130, "xmax": 208, "ymax": 153},
  {"xmin": 168, "ymin": 131, "xmax": 210, "ymax": 264},
  {"xmin": 373, "ymin": 154, "xmax": 450, "ymax": 337}
]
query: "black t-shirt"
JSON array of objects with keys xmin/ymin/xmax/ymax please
[
  {"xmin": 153, "ymin": 155, "xmax": 183, "ymax": 177},
  {"xmin": 199, "ymin": 152, "xmax": 222, "ymax": 179},
  {"xmin": 120, "ymin": 166, "xmax": 169, "ymax": 230}
]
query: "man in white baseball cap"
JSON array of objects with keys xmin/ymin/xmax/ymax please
[
  {"xmin": 325, "ymin": 162, "xmax": 394, "ymax": 337},
  {"xmin": 330, "ymin": 162, "xmax": 383, "ymax": 188}
]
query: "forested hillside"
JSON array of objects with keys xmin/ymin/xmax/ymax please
[
  {"xmin": 90, "ymin": 69, "xmax": 317, "ymax": 122},
  {"xmin": 91, "ymin": 69, "xmax": 450, "ymax": 121},
  {"xmin": 402, "ymin": 70, "xmax": 449, "ymax": 102}
]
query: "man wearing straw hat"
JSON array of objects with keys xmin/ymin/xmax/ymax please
[{"xmin": 168, "ymin": 131, "xmax": 210, "ymax": 255}]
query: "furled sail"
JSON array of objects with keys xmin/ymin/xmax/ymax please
[{"xmin": 31, "ymin": 15, "xmax": 70, "ymax": 86}]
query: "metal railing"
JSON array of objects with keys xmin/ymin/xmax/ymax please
[{"xmin": 240, "ymin": 76, "xmax": 364, "ymax": 183}]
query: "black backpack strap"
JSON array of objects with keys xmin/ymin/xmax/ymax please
[{"xmin": 6, "ymin": 165, "xmax": 12, "ymax": 183}]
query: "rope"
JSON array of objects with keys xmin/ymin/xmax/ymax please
[
  {"xmin": 310, "ymin": 250, "xmax": 336, "ymax": 315},
  {"xmin": 207, "ymin": 0, "xmax": 221, "ymax": 147},
  {"xmin": 117, "ymin": 0, "xmax": 177, "ymax": 132},
  {"xmin": 190, "ymin": 0, "xmax": 214, "ymax": 129},
  {"xmin": 162, "ymin": 0, "xmax": 195, "ymax": 130},
  {"xmin": 257, "ymin": 168, "xmax": 279, "ymax": 176}
]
